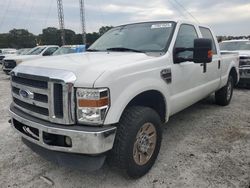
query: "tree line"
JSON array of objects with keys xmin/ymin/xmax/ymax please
[{"xmin": 0, "ymin": 26, "xmax": 113, "ymax": 49}]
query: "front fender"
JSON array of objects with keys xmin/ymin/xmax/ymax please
[{"xmin": 103, "ymin": 78, "xmax": 171, "ymax": 125}]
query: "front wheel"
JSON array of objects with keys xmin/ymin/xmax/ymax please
[
  {"xmin": 215, "ymin": 75, "xmax": 234, "ymax": 106},
  {"xmin": 108, "ymin": 106, "xmax": 162, "ymax": 178}
]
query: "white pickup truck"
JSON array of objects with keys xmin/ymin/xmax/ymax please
[
  {"xmin": 220, "ymin": 39, "xmax": 250, "ymax": 87},
  {"xmin": 3, "ymin": 45, "xmax": 59, "ymax": 74},
  {"xmin": 9, "ymin": 20, "xmax": 239, "ymax": 178},
  {"xmin": 0, "ymin": 48, "xmax": 17, "ymax": 64}
]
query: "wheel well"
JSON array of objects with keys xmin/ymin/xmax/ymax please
[
  {"xmin": 229, "ymin": 67, "xmax": 238, "ymax": 86},
  {"xmin": 125, "ymin": 90, "xmax": 166, "ymax": 123}
]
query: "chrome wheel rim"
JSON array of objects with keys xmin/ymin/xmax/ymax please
[
  {"xmin": 227, "ymin": 80, "xmax": 232, "ymax": 101},
  {"xmin": 133, "ymin": 123, "xmax": 157, "ymax": 166}
]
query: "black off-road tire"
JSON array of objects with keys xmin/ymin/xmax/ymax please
[
  {"xmin": 215, "ymin": 75, "xmax": 234, "ymax": 106},
  {"xmin": 108, "ymin": 106, "xmax": 162, "ymax": 178}
]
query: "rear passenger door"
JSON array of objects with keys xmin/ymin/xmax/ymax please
[{"xmin": 199, "ymin": 27, "xmax": 221, "ymax": 91}]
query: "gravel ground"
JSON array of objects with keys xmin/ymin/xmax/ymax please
[{"xmin": 0, "ymin": 71, "xmax": 249, "ymax": 188}]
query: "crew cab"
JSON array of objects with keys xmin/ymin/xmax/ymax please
[
  {"xmin": 9, "ymin": 20, "xmax": 239, "ymax": 178},
  {"xmin": 2, "ymin": 45, "xmax": 59, "ymax": 74},
  {"xmin": 220, "ymin": 39, "xmax": 250, "ymax": 87}
]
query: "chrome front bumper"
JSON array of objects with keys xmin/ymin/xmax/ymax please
[{"xmin": 9, "ymin": 106, "xmax": 117, "ymax": 155}]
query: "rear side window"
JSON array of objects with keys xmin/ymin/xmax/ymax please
[
  {"xmin": 199, "ymin": 27, "xmax": 217, "ymax": 54},
  {"xmin": 174, "ymin": 24, "xmax": 198, "ymax": 60}
]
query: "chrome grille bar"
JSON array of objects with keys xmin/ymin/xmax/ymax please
[
  {"xmin": 13, "ymin": 103, "xmax": 50, "ymax": 121},
  {"xmin": 12, "ymin": 82, "xmax": 48, "ymax": 95},
  {"xmin": 12, "ymin": 93, "xmax": 48, "ymax": 108}
]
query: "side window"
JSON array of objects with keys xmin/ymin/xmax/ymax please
[
  {"xmin": 199, "ymin": 27, "xmax": 217, "ymax": 54},
  {"xmin": 43, "ymin": 47, "xmax": 58, "ymax": 56},
  {"xmin": 174, "ymin": 24, "xmax": 198, "ymax": 61}
]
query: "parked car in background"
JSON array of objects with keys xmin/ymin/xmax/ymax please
[
  {"xmin": 0, "ymin": 48, "xmax": 17, "ymax": 64},
  {"xmin": 220, "ymin": 39, "xmax": 250, "ymax": 87},
  {"xmin": 0, "ymin": 48, "xmax": 16, "ymax": 54},
  {"xmin": 2, "ymin": 45, "xmax": 59, "ymax": 74},
  {"xmin": 16, "ymin": 48, "xmax": 32, "ymax": 55},
  {"xmin": 9, "ymin": 20, "xmax": 239, "ymax": 178},
  {"xmin": 53, "ymin": 45, "xmax": 86, "ymax": 56}
]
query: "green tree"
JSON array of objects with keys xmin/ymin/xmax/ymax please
[
  {"xmin": 86, "ymin": 32, "xmax": 99, "ymax": 45},
  {"xmin": 99, "ymin": 26, "xmax": 113, "ymax": 36},
  {"xmin": 73, "ymin": 34, "xmax": 83, "ymax": 44},
  {"xmin": 0, "ymin": 33, "xmax": 9, "ymax": 48},
  {"xmin": 41, "ymin": 27, "xmax": 61, "ymax": 45},
  {"xmin": 7, "ymin": 29, "xmax": 36, "ymax": 48},
  {"xmin": 64, "ymin": 29, "xmax": 76, "ymax": 45}
]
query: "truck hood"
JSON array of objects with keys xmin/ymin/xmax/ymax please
[
  {"xmin": 221, "ymin": 50, "xmax": 250, "ymax": 56},
  {"xmin": 235, "ymin": 50, "xmax": 250, "ymax": 57},
  {"xmin": 17, "ymin": 52, "xmax": 156, "ymax": 87}
]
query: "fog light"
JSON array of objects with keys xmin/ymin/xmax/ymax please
[{"xmin": 65, "ymin": 136, "xmax": 72, "ymax": 147}]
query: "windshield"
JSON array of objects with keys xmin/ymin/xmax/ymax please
[
  {"xmin": 53, "ymin": 47, "xmax": 75, "ymax": 55},
  {"xmin": 88, "ymin": 22, "xmax": 176, "ymax": 52},
  {"xmin": 27, "ymin": 47, "xmax": 46, "ymax": 55},
  {"xmin": 220, "ymin": 41, "xmax": 250, "ymax": 51}
]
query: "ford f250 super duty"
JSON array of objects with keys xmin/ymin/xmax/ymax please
[{"xmin": 9, "ymin": 20, "xmax": 239, "ymax": 178}]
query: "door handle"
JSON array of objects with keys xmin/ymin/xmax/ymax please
[
  {"xmin": 199, "ymin": 63, "xmax": 207, "ymax": 72},
  {"xmin": 218, "ymin": 60, "xmax": 221, "ymax": 69}
]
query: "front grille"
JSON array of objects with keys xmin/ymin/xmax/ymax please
[
  {"xmin": 53, "ymin": 83, "xmax": 63, "ymax": 117},
  {"xmin": 11, "ymin": 74, "xmax": 74, "ymax": 124},
  {"xmin": 4, "ymin": 60, "xmax": 16, "ymax": 68},
  {"xmin": 13, "ymin": 98, "xmax": 49, "ymax": 116},
  {"xmin": 12, "ymin": 75, "xmax": 48, "ymax": 89},
  {"xmin": 240, "ymin": 56, "xmax": 250, "ymax": 60},
  {"xmin": 239, "ymin": 56, "xmax": 250, "ymax": 66},
  {"xmin": 12, "ymin": 86, "xmax": 48, "ymax": 103}
]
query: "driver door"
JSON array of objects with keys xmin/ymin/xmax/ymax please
[{"xmin": 169, "ymin": 24, "xmax": 206, "ymax": 115}]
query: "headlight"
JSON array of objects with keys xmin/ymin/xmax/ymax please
[
  {"xmin": 76, "ymin": 88, "xmax": 110, "ymax": 125},
  {"xmin": 16, "ymin": 59, "xmax": 22, "ymax": 64}
]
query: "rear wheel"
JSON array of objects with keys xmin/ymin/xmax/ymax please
[
  {"xmin": 215, "ymin": 75, "xmax": 234, "ymax": 106},
  {"xmin": 108, "ymin": 106, "xmax": 162, "ymax": 178}
]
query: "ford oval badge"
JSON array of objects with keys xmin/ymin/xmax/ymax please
[{"xmin": 19, "ymin": 89, "xmax": 34, "ymax": 99}]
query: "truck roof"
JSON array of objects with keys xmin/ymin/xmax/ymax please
[
  {"xmin": 221, "ymin": 39, "xmax": 250, "ymax": 43},
  {"xmin": 115, "ymin": 20, "xmax": 211, "ymax": 30},
  {"xmin": 36, "ymin": 45, "xmax": 59, "ymax": 47}
]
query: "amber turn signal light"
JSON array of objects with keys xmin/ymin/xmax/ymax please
[
  {"xmin": 208, "ymin": 50, "xmax": 213, "ymax": 59},
  {"xmin": 78, "ymin": 97, "xmax": 109, "ymax": 107}
]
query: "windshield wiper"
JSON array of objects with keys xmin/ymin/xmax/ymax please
[
  {"xmin": 106, "ymin": 47, "xmax": 145, "ymax": 53},
  {"xmin": 86, "ymin": 49, "xmax": 101, "ymax": 52}
]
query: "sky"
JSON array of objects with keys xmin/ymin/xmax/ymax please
[{"xmin": 0, "ymin": 0, "xmax": 249, "ymax": 36}]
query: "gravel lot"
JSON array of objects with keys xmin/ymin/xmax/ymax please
[{"xmin": 0, "ymin": 71, "xmax": 249, "ymax": 188}]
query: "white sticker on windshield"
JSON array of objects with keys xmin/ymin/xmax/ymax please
[
  {"xmin": 151, "ymin": 23, "xmax": 172, "ymax": 29},
  {"xmin": 246, "ymin": 42, "xmax": 250, "ymax": 45}
]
